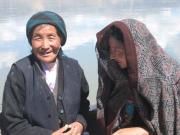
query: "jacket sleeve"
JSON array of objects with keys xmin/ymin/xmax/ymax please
[
  {"xmin": 75, "ymin": 66, "xmax": 90, "ymax": 130},
  {"xmin": 1, "ymin": 65, "xmax": 53, "ymax": 135}
]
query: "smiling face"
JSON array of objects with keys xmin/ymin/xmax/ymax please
[
  {"xmin": 31, "ymin": 24, "xmax": 61, "ymax": 63},
  {"xmin": 109, "ymin": 36, "xmax": 127, "ymax": 69}
]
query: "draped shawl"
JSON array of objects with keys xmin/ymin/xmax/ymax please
[{"xmin": 96, "ymin": 19, "xmax": 180, "ymax": 135}]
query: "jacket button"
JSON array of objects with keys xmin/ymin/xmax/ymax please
[
  {"xmin": 60, "ymin": 109, "xmax": 64, "ymax": 114},
  {"xmin": 47, "ymin": 96, "xmax": 51, "ymax": 100},
  {"xmin": 58, "ymin": 96, "xmax": 63, "ymax": 100},
  {"xmin": 48, "ymin": 114, "xmax": 51, "ymax": 118}
]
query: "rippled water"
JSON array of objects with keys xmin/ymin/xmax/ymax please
[{"xmin": 0, "ymin": 0, "xmax": 180, "ymax": 111}]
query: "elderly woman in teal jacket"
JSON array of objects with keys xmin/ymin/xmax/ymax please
[{"xmin": 1, "ymin": 11, "xmax": 90, "ymax": 135}]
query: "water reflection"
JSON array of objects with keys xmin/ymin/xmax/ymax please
[{"xmin": 0, "ymin": 0, "xmax": 180, "ymax": 110}]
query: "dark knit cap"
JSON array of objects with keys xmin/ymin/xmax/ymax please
[{"xmin": 26, "ymin": 11, "xmax": 67, "ymax": 46}]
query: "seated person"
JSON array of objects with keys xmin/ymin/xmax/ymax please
[
  {"xmin": 95, "ymin": 19, "xmax": 180, "ymax": 135},
  {"xmin": 1, "ymin": 11, "xmax": 90, "ymax": 135}
]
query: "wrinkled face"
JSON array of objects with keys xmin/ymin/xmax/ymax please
[
  {"xmin": 109, "ymin": 36, "xmax": 127, "ymax": 69},
  {"xmin": 31, "ymin": 24, "xmax": 61, "ymax": 63}
]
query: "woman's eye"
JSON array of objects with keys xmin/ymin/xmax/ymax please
[
  {"xmin": 49, "ymin": 37, "xmax": 55, "ymax": 39},
  {"xmin": 33, "ymin": 36, "xmax": 41, "ymax": 40},
  {"xmin": 48, "ymin": 35, "xmax": 56, "ymax": 40}
]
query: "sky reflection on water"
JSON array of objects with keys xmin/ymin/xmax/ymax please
[{"xmin": 0, "ymin": 0, "xmax": 180, "ymax": 110}]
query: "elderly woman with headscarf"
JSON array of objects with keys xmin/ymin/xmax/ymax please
[
  {"xmin": 1, "ymin": 11, "xmax": 90, "ymax": 135},
  {"xmin": 95, "ymin": 19, "xmax": 180, "ymax": 135}
]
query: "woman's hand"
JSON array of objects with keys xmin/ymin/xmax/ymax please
[
  {"xmin": 68, "ymin": 121, "xmax": 83, "ymax": 135},
  {"xmin": 51, "ymin": 122, "xmax": 83, "ymax": 135},
  {"xmin": 51, "ymin": 124, "xmax": 72, "ymax": 135},
  {"xmin": 112, "ymin": 127, "xmax": 149, "ymax": 135}
]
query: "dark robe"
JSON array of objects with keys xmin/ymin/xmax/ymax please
[{"xmin": 1, "ymin": 52, "xmax": 90, "ymax": 135}]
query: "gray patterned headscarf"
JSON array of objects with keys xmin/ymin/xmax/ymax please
[{"xmin": 96, "ymin": 19, "xmax": 180, "ymax": 135}]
